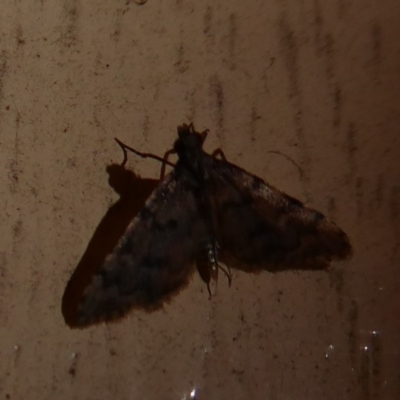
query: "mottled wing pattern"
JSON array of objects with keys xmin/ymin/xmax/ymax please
[
  {"xmin": 77, "ymin": 171, "xmax": 208, "ymax": 326},
  {"xmin": 204, "ymin": 155, "xmax": 352, "ymax": 271}
]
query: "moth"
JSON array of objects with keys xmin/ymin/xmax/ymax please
[{"xmin": 77, "ymin": 123, "xmax": 351, "ymax": 326}]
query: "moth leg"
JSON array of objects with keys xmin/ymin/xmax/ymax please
[
  {"xmin": 206, "ymin": 282, "xmax": 213, "ymax": 299},
  {"xmin": 205, "ymin": 263, "xmax": 231, "ymax": 299},
  {"xmin": 211, "ymin": 148, "xmax": 227, "ymax": 161},
  {"xmin": 217, "ymin": 263, "xmax": 232, "ymax": 287},
  {"xmin": 159, "ymin": 148, "xmax": 176, "ymax": 179},
  {"xmin": 203, "ymin": 263, "xmax": 216, "ymax": 300},
  {"xmin": 114, "ymin": 138, "xmax": 175, "ymax": 169},
  {"xmin": 200, "ymin": 129, "xmax": 209, "ymax": 144},
  {"xmin": 196, "ymin": 245, "xmax": 216, "ymax": 299},
  {"xmin": 209, "ymin": 240, "xmax": 232, "ymax": 287}
]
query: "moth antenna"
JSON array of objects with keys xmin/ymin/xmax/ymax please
[
  {"xmin": 114, "ymin": 138, "xmax": 129, "ymax": 167},
  {"xmin": 114, "ymin": 137, "xmax": 175, "ymax": 168}
]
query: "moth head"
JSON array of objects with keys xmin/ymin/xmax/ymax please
[{"xmin": 174, "ymin": 123, "xmax": 208, "ymax": 156}]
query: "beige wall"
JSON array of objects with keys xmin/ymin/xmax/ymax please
[{"xmin": 0, "ymin": 0, "xmax": 399, "ymax": 399}]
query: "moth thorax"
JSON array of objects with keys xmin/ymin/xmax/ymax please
[{"xmin": 174, "ymin": 130, "xmax": 203, "ymax": 157}]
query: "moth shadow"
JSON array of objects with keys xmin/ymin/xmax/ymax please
[{"xmin": 62, "ymin": 163, "xmax": 159, "ymax": 328}]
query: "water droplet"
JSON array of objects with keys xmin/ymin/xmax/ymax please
[
  {"xmin": 181, "ymin": 387, "xmax": 198, "ymax": 400},
  {"xmin": 190, "ymin": 388, "xmax": 197, "ymax": 399},
  {"xmin": 325, "ymin": 344, "xmax": 335, "ymax": 359}
]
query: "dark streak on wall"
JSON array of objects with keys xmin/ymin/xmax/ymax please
[
  {"xmin": 209, "ymin": 75, "xmax": 224, "ymax": 132},
  {"xmin": 313, "ymin": 0, "xmax": 323, "ymax": 55},
  {"xmin": 333, "ymin": 84, "xmax": 342, "ymax": 128},
  {"xmin": 278, "ymin": 15, "xmax": 311, "ymax": 188},
  {"xmin": 370, "ymin": 21, "xmax": 382, "ymax": 81},
  {"xmin": 356, "ymin": 176, "xmax": 363, "ymax": 218},
  {"xmin": 228, "ymin": 14, "xmax": 237, "ymax": 71},
  {"xmin": 347, "ymin": 300, "xmax": 358, "ymax": 369},
  {"xmin": 346, "ymin": 122, "xmax": 357, "ymax": 181}
]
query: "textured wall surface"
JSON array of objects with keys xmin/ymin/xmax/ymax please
[{"xmin": 0, "ymin": 0, "xmax": 399, "ymax": 399}]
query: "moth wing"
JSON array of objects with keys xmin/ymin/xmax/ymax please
[
  {"xmin": 205, "ymin": 156, "xmax": 352, "ymax": 271},
  {"xmin": 77, "ymin": 171, "xmax": 208, "ymax": 326}
]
